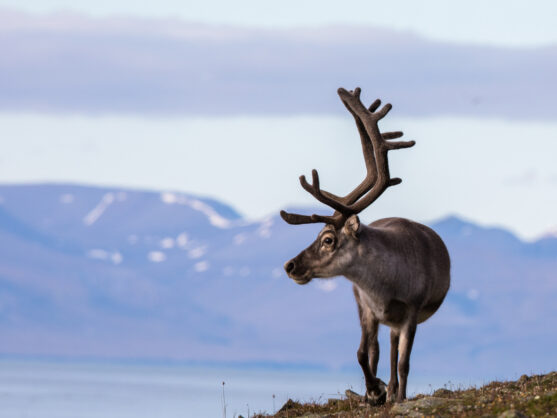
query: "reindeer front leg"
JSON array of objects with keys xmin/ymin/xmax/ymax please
[
  {"xmin": 357, "ymin": 316, "xmax": 386, "ymax": 405},
  {"xmin": 369, "ymin": 322, "xmax": 380, "ymax": 376}
]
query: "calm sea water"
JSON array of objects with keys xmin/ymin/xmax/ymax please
[{"xmin": 0, "ymin": 360, "xmax": 453, "ymax": 418}]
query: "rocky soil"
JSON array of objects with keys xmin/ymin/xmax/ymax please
[{"xmin": 253, "ymin": 371, "xmax": 556, "ymax": 417}]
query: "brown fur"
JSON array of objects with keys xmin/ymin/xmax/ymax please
[{"xmin": 285, "ymin": 217, "xmax": 450, "ymax": 403}]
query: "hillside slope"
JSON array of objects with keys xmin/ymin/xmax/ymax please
[
  {"xmin": 0, "ymin": 184, "xmax": 555, "ymax": 379},
  {"xmin": 262, "ymin": 371, "xmax": 557, "ymax": 417}
]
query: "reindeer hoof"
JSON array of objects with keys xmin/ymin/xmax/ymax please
[
  {"xmin": 387, "ymin": 384, "xmax": 398, "ymax": 403},
  {"xmin": 365, "ymin": 379, "xmax": 387, "ymax": 406}
]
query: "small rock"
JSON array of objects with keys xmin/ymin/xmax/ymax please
[
  {"xmin": 345, "ymin": 389, "xmax": 364, "ymax": 401},
  {"xmin": 498, "ymin": 410, "xmax": 527, "ymax": 418},
  {"xmin": 391, "ymin": 397, "xmax": 454, "ymax": 416},
  {"xmin": 518, "ymin": 374, "xmax": 529, "ymax": 384},
  {"xmin": 277, "ymin": 399, "xmax": 302, "ymax": 413},
  {"xmin": 433, "ymin": 388, "xmax": 453, "ymax": 397},
  {"xmin": 448, "ymin": 404, "xmax": 465, "ymax": 413}
]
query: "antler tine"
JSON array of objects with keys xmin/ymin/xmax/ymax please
[
  {"xmin": 385, "ymin": 140, "xmax": 416, "ymax": 150},
  {"xmin": 280, "ymin": 210, "xmax": 319, "ymax": 225},
  {"xmin": 368, "ymin": 99, "xmax": 381, "ymax": 112},
  {"xmin": 280, "ymin": 210, "xmax": 344, "ymax": 228},
  {"xmin": 299, "ymin": 169, "xmax": 357, "ymax": 214},
  {"xmin": 382, "ymin": 131, "xmax": 404, "ymax": 140},
  {"xmin": 375, "ymin": 103, "xmax": 392, "ymax": 120}
]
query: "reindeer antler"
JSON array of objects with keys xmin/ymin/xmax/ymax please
[{"xmin": 280, "ymin": 87, "xmax": 415, "ymax": 229}]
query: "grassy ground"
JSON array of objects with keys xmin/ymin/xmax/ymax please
[{"xmin": 253, "ymin": 371, "xmax": 556, "ymax": 417}]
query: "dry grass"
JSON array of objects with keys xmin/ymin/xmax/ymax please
[{"xmin": 252, "ymin": 371, "xmax": 556, "ymax": 417}]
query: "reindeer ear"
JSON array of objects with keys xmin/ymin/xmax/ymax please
[{"xmin": 344, "ymin": 215, "xmax": 360, "ymax": 240}]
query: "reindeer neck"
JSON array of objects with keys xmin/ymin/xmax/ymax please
[{"xmin": 340, "ymin": 224, "xmax": 391, "ymax": 292}]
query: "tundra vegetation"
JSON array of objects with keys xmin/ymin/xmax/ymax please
[{"xmin": 253, "ymin": 371, "xmax": 557, "ymax": 417}]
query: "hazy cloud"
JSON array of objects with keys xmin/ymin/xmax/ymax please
[
  {"xmin": 1, "ymin": 9, "xmax": 556, "ymax": 118},
  {"xmin": 503, "ymin": 169, "xmax": 539, "ymax": 186},
  {"xmin": 503, "ymin": 170, "xmax": 557, "ymax": 187},
  {"xmin": 549, "ymin": 174, "xmax": 557, "ymax": 186}
]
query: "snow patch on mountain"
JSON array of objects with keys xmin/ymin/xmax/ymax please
[
  {"xmin": 160, "ymin": 237, "xmax": 175, "ymax": 249},
  {"xmin": 257, "ymin": 217, "xmax": 273, "ymax": 238},
  {"xmin": 540, "ymin": 225, "xmax": 557, "ymax": 239},
  {"xmin": 147, "ymin": 251, "xmax": 166, "ymax": 263},
  {"xmin": 83, "ymin": 192, "xmax": 115, "ymax": 226},
  {"xmin": 111, "ymin": 252, "xmax": 123, "ymax": 265},
  {"xmin": 160, "ymin": 192, "xmax": 178, "ymax": 204},
  {"xmin": 194, "ymin": 261, "xmax": 209, "ymax": 272},
  {"xmin": 160, "ymin": 192, "xmax": 231, "ymax": 228},
  {"xmin": 176, "ymin": 232, "xmax": 188, "ymax": 248},
  {"xmin": 188, "ymin": 246, "xmax": 207, "ymax": 259},
  {"xmin": 87, "ymin": 249, "xmax": 109, "ymax": 260},
  {"xmin": 86, "ymin": 249, "xmax": 123, "ymax": 265}
]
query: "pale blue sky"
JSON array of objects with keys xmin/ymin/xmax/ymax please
[
  {"xmin": 0, "ymin": 2, "xmax": 556, "ymax": 239},
  {"xmin": 2, "ymin": 113, "xmax": 556, "ymax": 240}
]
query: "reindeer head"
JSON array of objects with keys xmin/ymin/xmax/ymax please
[
  {"xmin": 282, "ymin": 87, "xmax": 415, "ymax": 285},
  {"xmin": 284, "ymin": 215, "xmax": 362, "ymax": 284}
]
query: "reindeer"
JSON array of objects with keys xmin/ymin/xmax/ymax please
[{"xmin": 281, "ymin": 87, "xmax": 450, "ymax": 404}]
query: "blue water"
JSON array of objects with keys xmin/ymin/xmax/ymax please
[{"xmin": 0, "ymin": 360, "xmax": 457, "ymax": 418}]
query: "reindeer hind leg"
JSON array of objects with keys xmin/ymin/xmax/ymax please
[
  {"xmin": 387, "ymin": 328, "xmax": 400, "ymax": 403},
  {"xmin": 396, "ymin": 314, "xmax": 418, "ymax": 402}
]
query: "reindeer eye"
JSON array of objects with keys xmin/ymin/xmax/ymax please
[{"xmin": 323, "ymin": 237, "xmax": 334, "ymax": 245}]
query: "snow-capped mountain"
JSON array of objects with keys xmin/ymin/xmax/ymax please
[{"xmin": 0, "ymin": 184, "xmax": 555, "ymax": 379}]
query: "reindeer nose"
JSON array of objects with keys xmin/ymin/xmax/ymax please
[{"xmin": 284, "ymin": 260, "xmax": 295, "ymax": 274}]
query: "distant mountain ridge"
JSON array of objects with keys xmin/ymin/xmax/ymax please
[{"xmin": 0, "ymin": 184, "xmax": 555, "ymax": 380}]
